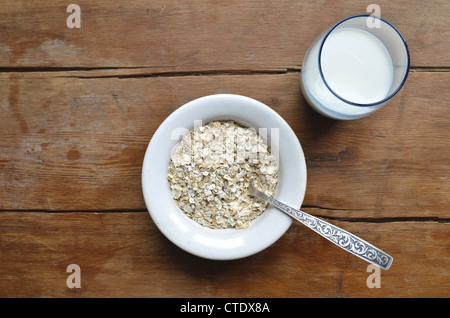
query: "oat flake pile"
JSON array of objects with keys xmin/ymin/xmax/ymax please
[{"xmin": 168, "ymin": 121, "xmax": 278, "ymax": 229}]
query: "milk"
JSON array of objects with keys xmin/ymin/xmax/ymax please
[
  {"xmin": 321, "ymin": 28, "xmax": 394, "ymax": 104},
  {"xmin": 301, "ymin": 27, "xmax": 395, "ymax": 120}
]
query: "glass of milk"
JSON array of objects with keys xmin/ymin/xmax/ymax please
[{"xmin": 301, "ymin": 15, "xmax": 410, "ymax": 120}]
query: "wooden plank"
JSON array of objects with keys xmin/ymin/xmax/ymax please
[
  {"xmin": 0, "ymin": 211, "xmax": 447, "ymax": 297},
  {"xmin": 0, "ymin": 71, "xmax": 449, "ymax": 218},
  {"xmin": 0, "ymin": 0, "xmax": 448, "ymax": 69}
]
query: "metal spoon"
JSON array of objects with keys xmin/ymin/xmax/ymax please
[{"xmin": 248, "ymin": 183, "xmax": 393, "ymax": 270}]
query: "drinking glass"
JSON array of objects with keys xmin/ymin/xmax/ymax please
[{"xmin": 301, "ymin": 15, "xmax": 410, "ymax": 120}]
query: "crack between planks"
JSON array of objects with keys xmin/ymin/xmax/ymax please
[
  {"xmin": 0, "ymin": 66, "xmax": 299, "ymax": 79},
  {"xmin": 0, "ymin": 66, "xmax": 448, "ymax": 80},
  {"xmin": 301, "ymin": 205, "xmax": 450, "ymax": 223},
  {"xmin": 0, "ymin": 65, "xmax": 447, "ymax": 73},
  {"xmin": 0, "ymin": 66, "xmax": 142, "ymax": 73},
  {"xmin": 311, "ymin": 214, "xmax": 450, "ymax": 224},
  {"xmin": 1, "ymin": 208, "xmax": 448, "ymax": 223},
  {"xmin": 299, "ymin": 206, "xmax": 450, "ymax": 223},
  {"xmin": 57, "ymin": 68, "xmax": 298, "ymax": 79},
  {"xmin": 0, "ymin": 209, "xmax": 148, "ymax": 213},
  {"xmin": 409, "ymin": 66, "xmax": 450, "ymax": 72}
]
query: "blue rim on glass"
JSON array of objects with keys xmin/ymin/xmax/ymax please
[{"xmin": 318, "ymin": 14, "xmax": 410, "ymax": 107}]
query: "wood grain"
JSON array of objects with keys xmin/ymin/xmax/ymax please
[
  {"xmin": 0, "ymin": 211, "xmax": 448, "ymax": 298},
  {"xmin": 0, "ymin": 71, "xmax": 449, "ymax": 219},
  {"xmin": 0, "ymin": 1, "xmax": 448, "ymax": 69}
]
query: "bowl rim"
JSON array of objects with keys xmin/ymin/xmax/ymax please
[{"xmin": 141, "ymin": 94, "xmax": 307, "ymax": 260}]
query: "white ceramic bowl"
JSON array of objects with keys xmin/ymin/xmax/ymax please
[{"xmin": 142, "ymin": 94, "xmax": 307, "ymax": 260}]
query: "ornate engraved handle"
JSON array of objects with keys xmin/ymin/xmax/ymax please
[{"xmin": 253, "ymin": 187, "xmax": 393, "ymax": 270}]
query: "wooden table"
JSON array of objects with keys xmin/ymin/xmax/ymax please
[{"xmin": 1, "ymin": 1, "xmax": 448, "ymax": 298}]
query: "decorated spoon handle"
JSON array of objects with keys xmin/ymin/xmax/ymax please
[{"xmin": 254, "ymin": 188, "xmax": 393, "ymax": 270}]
